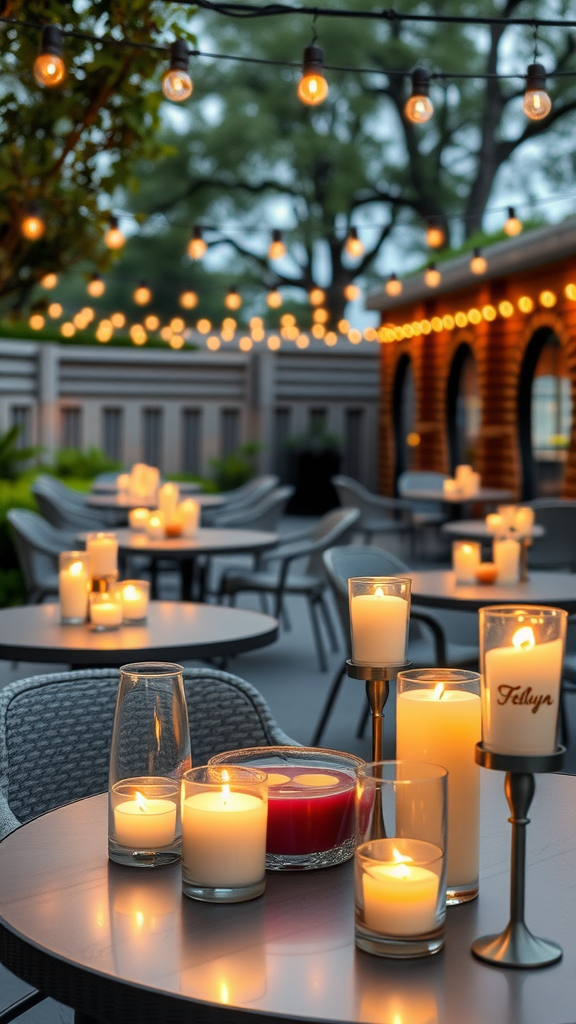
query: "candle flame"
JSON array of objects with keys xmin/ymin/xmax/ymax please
[
  {"xmin": 222, "ymin": 768, "xmax": 230, "ymax": 802},
  {"xmin": 154, "ymin": 703, "xmax": 162, "ymax": 751},
  {"xmin": 512, "ymin": 626, "xmax": 535, "ymax": 652},
  {"xmin": 123, "ymin": 584, "xmax": 139, "ymax": 600},
  {"xmin": 433, "ymin": 683, "xmax": 445, "ymax": 700},
  {"xmin": 220, "ymin": 982, "xmax": 230, "ymax": 1005},
  {"xmin": 391, "ymin": 847, "xmax": 413, "ymax": 864},
  {"xmin": 135, "ymin": 791, "xmax": 150, "ymax": 813},
  {"xmin": 134, "ymin": 911, "xmax": 145, "ymax": 928},
  {"xmin": 70, "ymin": 560, "xmax": 84, "ymax": 575},
  {"xmin": 374, "ymin": 586, "xmax": 384, "ymax": 598},
  {"xmin": 462, "ymin": 544, "xmax": 472, "ymax": 554},
  {"xmin": 150, "ymin": 515, "xmax": 162, "ymax": 527}
]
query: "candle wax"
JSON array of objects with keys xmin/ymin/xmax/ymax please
[
  {"xmin": 182, "ymin": 790, "xmax": 267, "ymax": 887},
  {"xmin": 59, "ymin": 561, "xmax": 89, "ymax": 620},
  {"xmin": 350, "ymin": 592, "xmax": 408, "ymax": 665},
  {"xmin": 87, "ymin": 535, "xmax": 118, "ymax": 577},
  {"xmin": 483, "ymin": 636, "xmax": 563, "ymax": 755},
  {"xmin": 90, "ymin": 601, "xmax": 122, "ymax": 627},
  {"xmin": 362, "ymin": 861, "xmax": 439, "ymax": 937},
  {"xmin": 121, "ymin": 584, "xmax": 148, "ymax": 621},
  {"xmin": 114, "ymin": 796, "xmax": 177, "ymax": 848},
  {"xmin": 263, "ymin": 765, "xmax": 356, "ymax": 855}
]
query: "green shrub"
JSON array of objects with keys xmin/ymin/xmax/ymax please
[
  {"xmin": 0, "ymin": 475, "xmax": 38, "ymax": 606},
  {"xmin": 209, "ymin": 442, "xmax": 262, "ymax": 491},
  {"xmin": 48, "ymin": 446, "xmax": 122, "ymax": 480}
]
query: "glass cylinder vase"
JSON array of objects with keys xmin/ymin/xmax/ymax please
[
  {"xmin": 86, "ymin": 531, "xmax": 118, "ymax": 584},
  {"xmin": 108, "ymin": 661, "xmax": 191, "ymax": 867},
  {"xmin": 58, "ymin": 551, "xmax": 90, "ymax": 624},
  {"xmin": 348, "ymin": 577, "xmax": 411, "ymax": 666}
]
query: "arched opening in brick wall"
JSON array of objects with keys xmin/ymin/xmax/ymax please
[
  {"xmin": 446, "ymin": 342, "xmax": 480, "ymax": 473},
  {"xmin": 392, "ymin": 353, "xmax": 416, "ymax": 484},
  {"xmin": 518, "ymin": 327, "xmax": 572, "ymax": 499}
]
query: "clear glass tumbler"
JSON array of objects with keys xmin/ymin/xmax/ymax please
[
  {"xmin": 108, "ymin": 662, "xmax": 191, "ymax": 867},
  {"xmin": 348, "ymin": 577, "xmax": 411, "ymax": 666},
  {"xmin": 355, "ymin": 761, "xmax": 447, "ymax": 959},
  {"xmin": 396, "ymin": 668, "xmax": 481, "ymax": 904}
]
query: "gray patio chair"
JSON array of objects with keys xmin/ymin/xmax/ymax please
[
  {"xmin": 203, "ymin": 474, "xmax": 279, "ymax": 525},
  {"xmin": 527, "ymin": 499, "xmax": 576, "ymax": 571},
  {"xmin": 211, "ymin": 485, "xmax": 295, "ymax": 531},
  {"xmin": 31, "ymin": 474, "xmax": 108, "ymax": 532},
  {"xmin": 0, "ymin": 665, "xmax": 295, "ymax": 841},
  {"xmin": 332, "ymin": 474, "xmax": 414, "ymax": 548},
  {"xmin": 397, "ymin": 470, "xmax": 450, "ymax": 555},
  {"xmin": 6, "ymin": 509, "xmax": 75, "ymax": 603},
  {"xmin": 218, "ymin": 507, "xmax": 360, "ymax": 672},
  {"xmin": 311, "ymin": 544, "xmax": 479, "ymax": 745}
]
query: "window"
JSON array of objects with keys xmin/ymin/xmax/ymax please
[
  {"xmin": 220, "ymin": 408, "xmax": 240, "ymax": 457},
  {"xmin": 9, "ymin": 406, "xmax": 32, "ymax": 449},
  {"xmin": 529, "ymin": 333, "xmax": 571, "ymax": 497},
  {"xmin": 102, "ymin": 408, "xmax": 123, "ymax": 463},
  {"xmin": 143, "ymin": 408, "xmax": 163, "ymax": 468},
  {"xmin": 447, "ymin": 345, "xmax": 480, "ymax": 470},
  {"xmin": 61, "ymin": 407, "xmax": 82, "ymax": 449},
  {"xmin": 343, "ymin": 409, "xmax": 364, "ymax": 477},
  {"xmin": 393, "ymin": 355, "xmax": 416, "ymax": 477},
  {"xmin": 274, "ymin": 407, "xmax": 292, "ymax": 480},
  {"xmin": 182, "ymin": 409, "xmax": 202, "ymax": 474}
]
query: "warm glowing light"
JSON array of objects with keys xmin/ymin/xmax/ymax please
[
  {"xmin": 404, "ymin": 69, "xmax": 433, "ymax": 124},
  {"xmin": 133, "ymin": 282, "xmax": 152, "ymax": 306},
  {"xmin": 364, "ymin": 327, "xmax": 377, "ymax": 341},
  {"xmin": 96, "ymin": 323, "xmax": 113, "ymax": 343},
  {"xmin": 420, "ymin": 320, "xmax": 431, "ymax": 334},
  {"xmin": 169, "ymin": 334, "xmax": 185, "ymax": 349},
  {"xmin": 144, "ymin": 314, "xmax": 160, "ymax": 331},
  {"xmin": 455, "ymin": 311, "xmax": 468, "ymax": 328},
  {"xmin": 252, "ymin": 328, "xmax": 265, "ymax": 342},
  {"xmin": 406, "ymin": 432, "xmax": 420, "ymax": 447},
  {"xmin": 424, "ymin": 264, "xmax": 441, "ymax": 288},
  {"xmin": 482, "ymin": 305, "xmax": 497, "ymax": 321},
  {"xmin": 348, "ymin": 329, "xmax": 362, "ymax": 344},
  {"xmin": 565, "ymin": 284, "xmax": 576, "ymax": 301},
  {"xmin": 430, "ymin": 317, "xmax": 443, "ymax": 332},
  {"xmin": 21, "ymin": 208, "xmax": 45, "ymax": 240},
  {"xmin": 337, "ymin": 319, "xmax": 350, "ymax": 334},
  {"xmin": 470, "ymin": 249, "xmax": 487, "ymax": 275},
  {"xmin": 249, "ymin": 317, "xmax": 263, "ymax": 330},
  {"xmin": 411, "ymin": 322, "xmax": 422, "ymax": 336},
  {"xmin": 281, "ymin": 313, "xmax": 296, "ymax": 327},
  {"xmin": 512, "ymin": 626, "xmax": 536, "ymax": 652},
  {"xmin": 188, "ymin": 226, "xmax": 207, "ymax": 260},
  {"xmin": 283, "ymin": 325, "xmax": 299, "ymax": 340},
  {"xmin": 222, "ymin": 318, "xmax": 237, "ymax": 331},
  {"xmin": 403, "ymin": 324, "xmax": 414, "ymax": 338},
  {"xmin": 518, "ymin": 296, "xmax": 534, "ymax": 313},
  {"xmin": 442, "ymin": 314, "xmax": 455, "ymax": 330},
  {"xmin": 170, "ymin": 317, "xmax": 185, "ymax": 333},
  {"xmin": 48, "ymin": 302, "xmax": 62, "ymax": 318},
  {"xmin": 498, "ymin": 301, "xmax": 514, "ymax": 318},
  {"xmin": 33, "ymin": 28, "xmax": 65, "ymax": 87},
  {"xmin": 267, "ymin": 289, "xmax": 282, "ymax": 308},
  {"xmin": 309, "ymin": 288, "xmax": 326, "ymax": 307},
  {"xmin": 267, "ymin": 334, "xmax": 281, "ymax": 350},
  {"xmin": 87, "ymin": 273, "xmax": 105, "ymax": 298},
  {"xmin": 385, "ymin": 273, "xmax": 403, "ymax": 297},
  {"xmin": 433, "ymin": 683, "xmax": 445, "ymax": 700},
  {"xmin": 425, "ymin": 221, "xmax": 445, "ymax": 249},
  {"xmin": 313, "ymin": 308, "xmax": 329, "ymax": 324},
  {"xmin": 296, "ymin": 333, "xmax": 310, "ymax": 349},
  {"xmin": 104, "ymin": 216, "xmax": 125, "ymax": 250},
  {"xmin": 268, "ymin": 229, "xmax": 286, "ymax": 260},
  {"xmin": 60, "ymin": 322, "xmax": 75, "ymax": 337},
  {"xmin": 344, "ymin": 283, "xmax": 361, "ymax": 301},
  {"xmin": 312, "ymin": 324, "xmax": 325, "ymax": 338},
  {"xmin": 239, "ymin": 336, "xmax": 253, "ymax": 351},
  {"xmin": 345, "ymin": 227, "xmax": 364, "ymax": 259},
  {"xmin": 110, "ymin": 312, "xmax": 126, "ymax": 329},
  {"xmin": 130, "ymin": 325, "xmax": 147, "ymax": 346},
  {"xmin": 160, "ymin": 326, "xmax": 173, "ymax": 342},
  {"xmin": 224, "ymin": 287, "xmax": 242, "ymax": 311},
  {"xmin": 73, "ymin": 312, "xmax": 89, "ymax": 329},
  {"xmin": 539, "ymin": 290, "xmax": 557, "ymax": 308},
  {"xmin": 180, "ymin": 291, "xmax": 198, "ymax": 311},
  {"xmin": 297, "ymin": 45, "xmax": 328, "ymax": 106},
  {"xmin": 504, "ymin": 207, "xmax": 522, "ymax": 237},
  {"xmin": 29, "ymin": 314, "xmax": 45, "ymax": 330},
  {"xmin": 40, "ymin": 272, "xmax": 58, "ymax": 290},
  {"xmin": 468, "ymin": 308, "xmax": 482, "ymax": 324},
  {"xmin": 523, "ymin": 64, "xmax": 551, "ymax": 120},
  {"xmin": 206, "ymin": 335, "xmax": 220, "ymax": 351},
  {"xmin": 162, "ymin": 41, "xmax": 193, "ymax": 102}
]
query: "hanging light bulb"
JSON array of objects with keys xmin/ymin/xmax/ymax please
[
  {"xmin": 425, "ymin": 219, "xmax": 445, "ymax": 249},
  {"xmin": 267, "ymin": 289, "xmax": 282, "ymax": 309},
  {"xmin": 404, "ymin": 69, "xmax": 433, "ymax": 124},
  {"xmin": 104, "ymin": 215, "xmax": 125, "ymax": 250},
  {"xmin": 21, "ymin": 205, "xmax": 45, "ymax": 240},
  {"xmin": 40, "ymin": 272, "xmax": 58, "ymax": 290},
  {"xmin": 297, "ymin": 44, "xmax": 328, "ymax": 106},
  {"xmin": 345, "ymin": 227, "xmax": 364, "ymax": 259},
  {"xmin": 268, "ymin": 229, "xmax": 286, "ymax": 261},
  {"xmin": 87, "ymin": 273, "xmax": 105, "ymax": 298},
  {"xmin": 187, "ymin": 225, "xmax": 207, "ymax": 260},
  {"xmin": 110, "ymin": 312, "xmax": 126, "ymax": 329},
  {"xmin": 344, "ymin": 283, "xmax": 361, "ymax": 301},
  {"xmin": 162, "ymin": 40, "xmax": 193, "ymax": 102},
  {"xmin": 33, "ymin": 26, "xmax": 65, "ymax": 88},
  {"xmin": 180, "ymin": 289, "xmax": 198, "ymax": 309},
  {"xmin": 385, "ymin": 273, "xmax": 403, "ymax": 297},
  {"xmin": 504, "ymin": 206, "xmax": 523, "ymax": 237},
  {"xmin": 470, "ymin": 248, "xmax": 487, "ymax": 275},
  {"xmin": 133, "ymin": 281, "xmax": 152, "ymax": 306},
  {"xmin": 309, "ymin": 287, "xmax": 326, "ymax": 306},
  {"xmin": 424, "ymin": 263, "xmax": 441, "ymax": 288},
  {"xmin": 224, "ymin": 287, "xmax": 242, "ymax": 311},
  {"xmin": 523, "ymin": 63, "xmax": 551, "ymax": 121}
]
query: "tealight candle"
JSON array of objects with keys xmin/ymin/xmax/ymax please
[
  {"xmin": 493, "ymin": 537, "xmax": 520, "ymax": 584},
  {"xmin": 59, "ymin": 551, "xmax": 90, "ymax": 623},
  {"xmin": 362, "ymin": 853, "xmax": 440, "ymax": 937},
  {"xmin": 514, "ymin": 506, "xmax": 535, "ymax": 536},
  {"xmin": 146, "ymin": 511, "xmax": 166, "ymax": 539},
  {"xmin": 452, "ymin": 541, "xmax": 481, "ymax": 585},
  {"xmin": 179, "ymin": 498, "xmax": 200, "ymax": 538},
  {"xmin": 486, "ymin": 513, "xmax": 503, "ymax": 535},
  {"xmin": 349, "ymin": 577, "xmax": 410, "ymax": 665},
  {"xmin": 158, "ymin": 483, "xmax": 180, "ymax": 521},
  {"xmin": 121, "ymin": 580, "xmax": 150, "ymax": 623},
  {"xmin": 86, "ymin": 532, "xmax": 118, "ymax": 579},
  {"xmin": 114, "ymin": 789, "xmax": 177, "ymax": 849},
  {"xmin": 129, "ymin": 507, "xmax": 150, "ymax": 532},
  {"xmin": 89, "ymin": 590, "xmax": 123, "ymax": 629}
]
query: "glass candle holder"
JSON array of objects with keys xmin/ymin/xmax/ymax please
[
  {"xmin": 493, "ymin": 537, "xmax": 520, "ymax": 584},
  {"xmin": 86, "ymin": 531, "xmax": 118, "ymax": 581},
  {"xmin": 479, "ymin": 605, "xmax": 567, "ymax": 756},
  {"xmin": 513, "ymin": 506, "xmax": 535, "ymax": 537},
  {"xmin": 396, "ymin": 669, "xmax": 481, "ymax": 904},
  {"xmin": 355, "ymin": 762, "xmax": 447, "ymax": 959},
  {"xmin": 452, "ymin": 540, "xmax": 481, "ymax": 585},
  {"xmin": 128, "ymin": 507, "xmax": 150, "ymax": 532},
  {"xmin": 179, "ymin": 498, "xmax": 200, "ymax": 538},
  {"xmin": 146, "ymin": 511, "xmax": 165, "ymax": 539},
  {"xmin": 182, "ymin": 765, "xmax": 268, "ymax": 902},
  {"xmin": 108, "ymin": 662, "xmax": 191, "ymax": 867},
  {"xmin": 58, "ymin": 550, "xmax": 90, "ymax": 624},
  {"xmin": 157, "ymin": 482, "xmax": 180, "ymax": 521},
  {"xmin": 120, "ymin": 580, "xmax": 150, "ymax": 623},
  {"xmin": 89, "ymin": 586, "xmax": 123, "ymax": 630},
  {"xmin": 348, "ymin": 577, "xmax": 411, "ymax": 666},
  {"xmin": 209, "ymin": 746, "xmax": 364, "ymax": 870},
  {"xmin": 116, "ymin": 473, "xmax": 130, "ymax": 493}
]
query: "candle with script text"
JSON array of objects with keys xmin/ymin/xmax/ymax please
[
  {"xmin": 480, "ymin": 606, "xmax": 567, "ymax": 755},
  {"xmin": 348, "ymin": 577, "xmax": 410, "ymax": 665},
  {"xmin": 397, "ymin": 669, "xmax": 481, "ymax": 902}
]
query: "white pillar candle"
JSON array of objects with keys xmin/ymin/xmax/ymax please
[
  {"xmin": 116, "ymin": 473, "xmax": 130, "ymax": 492},
  {"xmin": 514, "ymin": 506, "xmax": 535, "ymax": 536},
  {"xmin": 146, "ymin": 511, "xmax": 165, "ymax": 539},
  {"xmin": 483, "ymin": 628, "xmax": 564, "ymax": 755},
  {"xmin": 158, "ymin": 483, "xmax": 180, "ymax": 521},
  {"xmin": 452, "ymin": 541, "xmax": 481, "ymax": 584},
  {"xmin": 397, "ymin": 687, "xmax": 481, "ymax": 889},
  {"xmin": 455, "ymin": 465, "xmax": 472, "ymax": 486},
  {"xmin": 442, "ymin": 479, "xmax": 460, "ymax": 499},
  {"xmin": 486, "ymin": 513, "xmax": 503, "ymax": 535},
  {"xmin": 59, "ymin": 559, "xmax": 89, "ymax": 621},
  {"xmin": 179, "ymin": 498, "xmax": 200, "ymax": 538},
  {"xmin": 493, "ymin": 537, "xmax": 520, "ymax": 584},
  {"xmin": 498, "ymin": 505, "xmax": 517, "ymax": 531},
  {"xmin": 467, "ymin": 471, "xmax": 480, "ymax": 497},
  {"xmin": 362, "ymin": 855, "xmax": 439, "ymax": 936},
  {"xmin": 114, "ymin": 789, "xmax": 177, "ymax": 848},
  {"xmin": 144, "ymin": 466, "xmax": 160, "ymax": 498},
  {"xmin": 182, "ymin": 788, "xmax": 267, "ymax": 888},
  {"xmin": 128, "ymin": 507, "xmax": 150, "ymax": 532},
  {"xmin": 350, "ymin": 590, "xmax": 408, "ymax": 665},
  {"xmin": 121, "ymin": 582, "xmax": 149, "ymax": 622},
  {"xmin": 86, "ymin": 533, "xmax": 118, "ymax": 578}
]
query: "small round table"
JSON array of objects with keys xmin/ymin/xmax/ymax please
[
  {"xmin": 0, "ymin": 602, "xmax": 278, "ymax": 666},
  {"xmin": 442, "ymin": 520, "xmax": 545, "ymax": 543},
  {"xmin": 408, "ymin": 568, "xmax": 576, "ymax": 614},
  {"xmin": 87, "ymin": 492, "xmax": 225, "ymax": 512}
]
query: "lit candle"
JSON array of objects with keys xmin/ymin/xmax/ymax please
[
  {"xmin": 350, "ymin": 586, "xmax": 409, "ymax": 665},
  {"xmin": 514, "ymin": 506, "xmax": 535, "ymax": 536},
  {"xmin": 486, "ymin": 513, "xmax": 503, "ymax": 535},
  {"xmin": 86, "ymin": 532, "xmax": 118, "ymax": 578},
  {"xmin": 90, "ymin": 595, "xmax": 123, "ymax": 628},
  {"xmin": 396, "ymin": 682, "xmax": 481, "ymax": 892},
  {"xmin": 497, "ymin": 505, "xmax": 517, "ymax": 531},
  {"xmin": 117, "ymin": 473, "xmax": 130, "ymax": 492},
  {"xmin": 452, "ymin": 541, "xmax": 481, "ymax": 584},
  {"xmin": 182, "ymin": 783, "xmax": 267, "ymax": 888},
  {"xmin": 129, "ymin": 507, "xmax": 150, "ymax": 532},
  {"xmin": 361, "ymin": 845, "xmax": 440, "ymax": 936},
  {"xmin": 158, "ymin": 483, "xmax": 180, "ymax": 521},
  {"xmin": 114, "ymin": 789, "xmax": 177, "ymax": 848},
  {"xmin": 442, "ymin": 478, "xmax": 460, "ymax": 499},
  {"xmin": 493, "ymin": 537, "xmax": 520, "ymax": 584},
  {"xmin": 146, "ymin": 511, "xmax": 165, "ymax": 539},
  {"xmin": 179, "ymin": 498, "xmax": 200, "ymax": 538},
  {"xmin": 121, "ymin": 581, "xmax": 149, "ymax": 622},
  {"xmin": 483, "ymin": 626, "xmax": 564, "ymax": 755},
  {"xmin": 59, "ymin": 557, "xmax": 89, "ymax": 622}
]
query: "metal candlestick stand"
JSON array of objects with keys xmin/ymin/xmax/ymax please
[
  {"xmin": 519, "ymin": 538, "xmax": 530, "ymax": 582},
  {"xmin": 346, "ymin": 660, "xmax": 411, "ymax": 764},
  {"xmin": 472, "ymin": 742, "xmax": 565, "ymax": 969}
]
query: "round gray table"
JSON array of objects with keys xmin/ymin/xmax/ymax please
[
  {"xmin": 442, "ymin": 520, "xmax": 545, "ymax": 543},
  {"xmin": 87, "ymin": 492, "xmax": 224, "ymax": 511},
  {"xmin": 409, "ymin": 569, "xmax": 576, "ymax": 614},
  {"xmin": 0, "ymin": 602, "xmax": 278, "ymax": 666},
  {"xmin": 1, "ymin": 773, "xmax": 575, "ymax": 1024},
  {"xmin": 402, "ymin": 487, "xmax": 513, "ymax": 505}
]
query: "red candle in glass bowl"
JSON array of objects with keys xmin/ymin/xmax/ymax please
[{"xmin": 208, "ymin": 746, "xmax": 365, "ymax": 870}]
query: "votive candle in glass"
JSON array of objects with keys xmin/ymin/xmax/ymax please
[
  {"xmin": 493, "ymin": 537, "xmax": 520, "ymax": 584},
  {"xmin": 121, "ymin": 580, "xmax": 150, "ymax": 623},
  {"xmin": 129, "ymin": 507, "xmax": 150, "ymax": 532},
  {"xmin": 158, "ymin": 483, "xmax": 180, "ymax": 521},
  {"xmin": 479, "ymin": 605, "xmax": 567, "ymax": 755},
  {"xmin": 486, "ymin": 513, "xmax": 503, "ymax": 535},
  {"xmin": 348, "ymin": 577, "xmax": 411, "ymax": 666},
  {"xmin": 116, "ymin": 473, "xmax": 130, "ymax": 493},
  {"xmin": 442, "ymin": 478, "xmax": 460, "ymax": 499},
  {"xmin": 146, "ymin": 511, "xmax": 166, "ymax": 539},
  {"xmin": 452, "ymin": 541, "xmax": 481, "ymax": 584},
  {"xmin": 89, "ymin": 586, "xmax": 123, "ymax": 630},
  {"xmin": 514, "ymin": 506, "xmax": 535, "ymax": 537},
  {"xmin": 86, "ymin": 531, "xmax": 118, "ymax": 579},
  {"xmin": 179, "ymin": 498, "xmax": 200, "ymax": 538},
  {"xmin": 59, "ymin": 551, "xmax": 90, "ymax": 624}
]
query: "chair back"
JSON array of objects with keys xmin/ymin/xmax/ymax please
[
  {"xmin": 527, "ymin": 500, "xmax": 576, "ymax": 570},
  {"xmin": 332, "ymin": 475, "xmax": 379, "ymax": 520},
  {"xmin": 32, "ymin": 475, "xmax": 106, "ymax": 531},
  {"xmin": 6, "ymin": 508, "xmax": 73, "ymax": 602},
  {"xmin": 0, "ymin": 666, "xmax": 295, "ymax": 838},
  {"xmin": 304, "ymin": 507, "xmax": 360, "ymax": 577},
  {"xmin": 322, "ymin": 544, "xmax": 409, "ymax": 647},
  {"xmin": 213, "ymin": 485, "xmax": 294, "ymax": 531},
  {"xmin": 221, "ymin": 474, "xmax": 280, "ymax": 511}
]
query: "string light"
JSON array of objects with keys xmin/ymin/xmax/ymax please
[
  {"xmin": 96, "ymin": 322, "xmax": 112, "ymax": 343},
  {"xmin": 40, "ymin": 272, "xmax": 58, "ymax": 289},
  {"xmin": 47, "ymin": 302, "xmax": 62, "ymax": 318},
  {"xmin": 21, "ymin": 205, "xmax": 45, "ymax": 240},
  {"xmin": 267, "ymin": 335, "xmax": 281, "ymax": 350},
  {"xmin": 104, "ymin": 215, "xmax": 125, "ymax": 250},
  {"xmin": 222, "ymin": 317, "xmax": 237, "ymax": 331},
  {"xmin": 162, "ymin": 40, "xmax": 193, "ymax": 102},
  {"xmin": 130, "ymin": 324, "xmax": 147, "ymax": 345},
  {"xmin": 337, "ymin": 318, "xmax": 350, "ymax": 333},
  {"xmin": 470, "ymin": 248, "xmax": 487, "ymax": 274},
  {"xmin": 188, "ymin": 225, "xmax": 207, "ymax": 260},
  {"xmin": 110, "ymin": 312, "xmax": 126, "ymax": 328},
  {"xmin": 60, "ymin": 322, "xmax": 75, "ymax": 337},
  {"xmin": 87, "ymin": 273, "xmax": 105, "ymax": 297},
  {"xmin": 268, "ymin": 229, "xmax": 286, "ymax": 260},
  {"xmin": 518, "ymin": 296, "xmax": 534, "ymax": 313},
  {"xmin": 170, "ymin": 317, "xmax": 185, "ymax": 332},
  {"xmin": 344, "ymin": 283, "xmax": 361, "ymax": 301},
  {"xmin": 345, "ymin": 227, "xmax": 364, "ymax": 258},
  {"xmin": 313, "ymin": 308, "xmax": 329, "ymax": 323},
  {"xmin": 224, "ymin": 286, "xmax": 242, "ymax": 310},
  {"xmin": 504, "ymin": 206, "xmax": 523, "ymax": 236},
  {"xmin": 169, "ymin": 334, "xmax": 185, "ymax": 349},
  {"xmin": 539, "ymin": 289, "xmax": 557, "ymax": 307},
  {"xmin": 309, "ymin": 287, "xmax": 326, "ymax": 306},
  {"xmin": 523, "ymin": 63, "xmax": 551, "ymax": 120},
  {"xmin": 197, "ymin": 318, "xmax": 211, "ymax": 333},
  {"xmin": 404, "ymin": 69, "xmax": 433, "ymax": 124},
  {"xmin": 239, "ymin": 336, "xmax": 253, "ymax": 351},
  {"xmin": 324, "ymin": 332, "xmax": 337, "ymax": 346},
  {"xmin": 312, "ymin": 323, "xmax": 325, "ymax": 338},
  {"xmin": 425, "ymin": 219, "xmax": 445, "ymax": 249},
  {"xmin": 207, "ymin": 335, "xmax": 221, "ymax": 350},
  {"xmin": 160, "ymin": 326, "xmax": 173, "ymax": 341},
  {"xmin": 297, "ymin": 44, "xmax": 328, "ymax": 105},
  {"xmin": 266, "ymin": 288, "xmax": 282, "ymax": 308},
  {"xmin": 133, "ymin": 281, "xmax": 152, "ymax": 305},
  {"xmin": 424, "ymin": 263, "xmax": 441, "ymax": 287},
  {"xmin": 33, "ymin": 26, "xmax": 65, "ymax": 88},
  {"xmin": 29, "ymin": 314, "xmax": 45, "ymax": 330},
  {"xmin": 180, "ymin": 289, "xmax": 198, "ymax": 309},
  {"xmin": 144, "ymin": 314, "xmax": 160, "ymax": 330},
  {"xmin": 281, "ymin": 313, "xmax": 296, "ymax": 326},
  {"xmin": 385, "ymin": 273, "xmax": 403, "ymax": 297}
]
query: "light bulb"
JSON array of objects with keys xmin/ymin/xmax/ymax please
[
  {"xmin": 110, "ymin": 312, "xmax": 126, "ymax": 328},
  {"xmin": 187, "ymin": 225, "xmax": 206, "ymax": 260},
  {"xmin": 470, "ymin": 248, "xmax": 487, "ymax": 275},
  {"xmin": 266, "ymin": 289, "xmax": 282, "ymax": 308},
  {"xmin": 344, "ymin": 283, "xmax": 361, "ymax": 301},
  {"xmin": 426, "ymin": 220, "xmax": 445, "ymax": 249},
  {"xmin": 297, "ymin": 45, "xmax": 328, "ymax": 106},
  {"xmin": 523, "ymin": 63, "xmax": 551, "ymax": 120},
  {"xmin": 424, "ymin": 263, "xmax": 441, "ymax": 288},
  {"xmin": 309, "ymin": 287, "xmax": 326, "ymax": 306},
  {"xmin": 268, "ymin": 229, "xmax": 286, "ymax": 261},
  {"xmin": 170, "ymin": 317, "xmax": 185, "ymax": 332},
  {"xmin": 40, "ymin": 272, "xmax": 58, "ymax": 289},
  {"xmin": 21, "ymin": 206, "xmax": 45, "ymax": 240},
  {"xmin": 162, "ymin": 41, "xmax": 193, "ymax": 102},
  {"xmin": 144, "ymin": 314, "xmax": 160, "ymax": 331},
  {"xmin": 224, "ymin": 287, "xmax": 242, "ymax": 310},
  {"xmin": 130, "ymin": 324, "xmax": 147, "ymax": 346},
  {"xmin": 33, "ymin": 27, "xmax": 65, "ymax": 88},
  {"xmin": 345, "ymin": 227, "xmax": 364, "ymax": 258},
  {"xmin": 313, "ymin": 308, "xmax": 329, "ymax": 323},
  {"xmin": 87, "ymin": 273, "xmax": 105, "ymax": 297},
  {"xmin": 404, "ymin": 69, "xmax": 433, "ymax": 124},
  {"xmin": 180, "ymin": 290, "xmax": 198, "ymax": 309},
  {"xmin": 29, "ymin": 314, "xmax": 45, "ymax": 331},
  {"xmin": 133, "ymin": 281, "xmax": 152, "ymax": 306},
  {"xmin": 385, "ymin": 273, "xmax": 403, "ymax": 297},
  {"xmin": 48, "ymin": 302, "xmax": 62, "ymax": 318},
  {"xmin": 504, "ymin": 206, "xmax": 522, "ymax": 237},
  {"xmin": 104, "ymin": 215, "xmax": 125, "ymax": 250}
]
